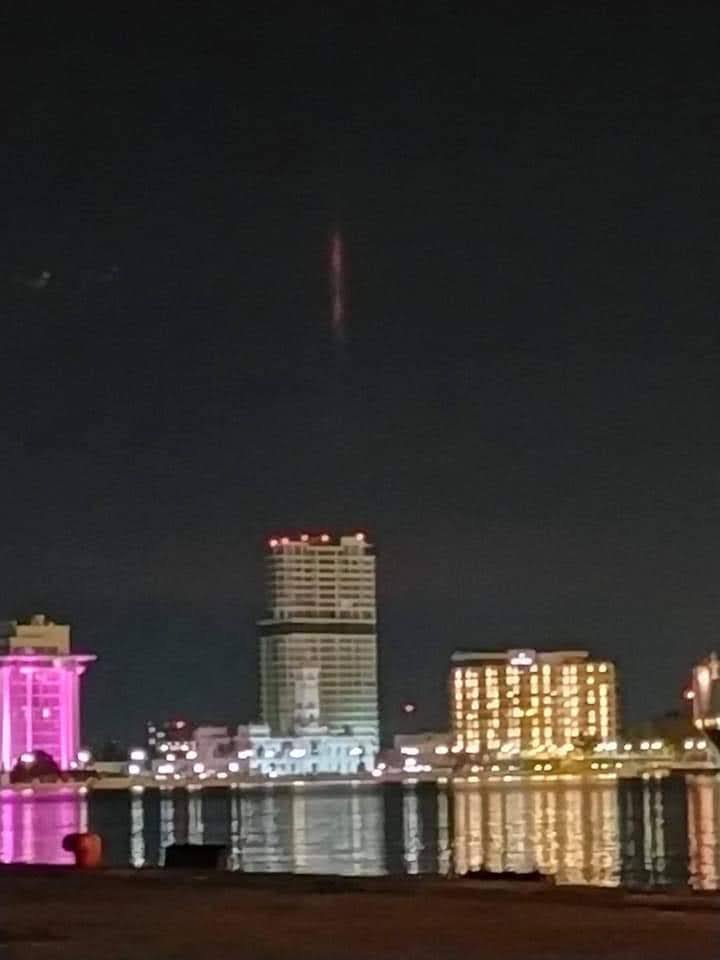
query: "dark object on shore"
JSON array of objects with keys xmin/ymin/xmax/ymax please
[
  {"xmin": 10, "ymin": 750, "xmax": 63, "ymax": 784},
  {"xmin": 164, "ymin": 844, "xmax": 227, "ymax": 869},
  {"xmin": 464, "ymin": 868, "xmax": 550, "ymax": 882},
  {"xmin": 62, "ymin": 833, "xmax": 103, "ymax": 868}
]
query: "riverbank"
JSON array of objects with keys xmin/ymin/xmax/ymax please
[
  {"xmin": 0, "ymin": 869, "xmax": 717, "ymax": 958},
  {"xmin": 2, "ymin": 764, "xmax": 718, "ymax": 793}
]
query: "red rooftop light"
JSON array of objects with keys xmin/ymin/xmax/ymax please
[
  {"xmin": 320, "ymin": 533, "xmax": 330, "ymax": 543},
  {"xmin": 300, "ymin": 534, "xmax": 309, "ymax": 542},
  {"xmin": 280, "ymin": 537, "xmax": 290, "ymax": 545},
  {"xmin": 269, "ymin": 538, "xmax": 279, "ymax": 548},
  {"xmin": 355, "ymin": 532, "xmax": 365, "ymax": 542}
]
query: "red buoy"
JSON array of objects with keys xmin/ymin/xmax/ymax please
[{"xmin": 62, "ymin": 832, "xmax": 102, "ymax": 868}]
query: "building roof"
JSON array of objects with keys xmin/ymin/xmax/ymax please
[{"xmin": 451, "ymin": 649, "xmax": 592, "ymax": 666}]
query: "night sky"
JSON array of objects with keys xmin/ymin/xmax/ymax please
[{"xmin": 2, "ymin": 4, "xmax": 720, "ymax": 744}]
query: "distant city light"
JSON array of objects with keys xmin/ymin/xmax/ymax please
[
  {"xmin": 355, "ymin": 532, "xmax": 365, "ymax": 542},
  {"xmin": 129, "ymin": 748, "xmax": 146, "ymax": 762},
  {"xmin": 403, "ymin": 703, "xmax": 416, "ymax": 714},
  {"xmin": 20, "ymin": 752, "xmax": 35, "ymax": 764},
  {"xmin": 128, "ymin": 763, "xmax": 141, "ymax": 776},
  {"xmin": 228, "ymin": 761, "xmax": 240, "ymax": 772},
  {"xmin": 77, "ymin": 749, "xmax": 91, "ymax": 764},
  {"xmin": 269, "ymin": 538, "xmax": 279, "ymax": 548},
  {"xmin": 320, "ymin": 533, "xmax": 330, "ymax": 543},
  {"xmin": 192, "ymin": 762, "xmax": 205, "ymax": 774},
  {"xmin": 186, "ymin": 750, "xmax": 198, "ymax": 760}
]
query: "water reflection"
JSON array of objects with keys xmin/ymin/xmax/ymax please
[
  {"xmin": 452, "ymin": 781, "xmax": 619, "ymax": 883},
  {"xmin": 688, "ymin": 775, "xmax": 720, "ymax": 889},
  {"xmin": 0, "ymin": 791, "xmax": 84, "ymax": 864},
  {"xmin": 130, "ymin": 794, "xmax": 145, "ymax": 867},
  {"xmin": 0, "ymin": 777, "xmax": 717, "ymax": 887}
]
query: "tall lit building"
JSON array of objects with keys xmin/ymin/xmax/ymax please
[
  {"xmin": 450, "ymin": 649, "xmax": 618, "ymax": 758},
  {"xmin": 0, "ymin": 615, "xmax": 95, "ymax": 771},
  {"xmin": 258, "ymin": 533, "xmax": 378, "ymax": 742}
]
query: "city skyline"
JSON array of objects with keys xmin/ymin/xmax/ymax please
[
  {"xmin": 3, "ymin": 5, "xmax": 720, "ymax": 742},
  {"xmin": 0, "ymin": 551, "xmax": 705, "ymax": 753}
]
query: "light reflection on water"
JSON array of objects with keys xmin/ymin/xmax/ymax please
[
  {"xmin": 0, "ymin": 791, "xmax": 86, "ymax": 865},
  {"xmin": 0, "ymin": 777, "xmax": 718, "ymax": 888},
  {"xmin": 453, "ymin": 781, "xmax": 620, "ymax": 884}
]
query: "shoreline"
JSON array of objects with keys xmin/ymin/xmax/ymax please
[
  {"xmin": 0, "ymin": 869, "xmax": 717, "ymax": 958},
  {"xmin": 1, "ymin": 766, "xmax": 718, "ymax": 794}
]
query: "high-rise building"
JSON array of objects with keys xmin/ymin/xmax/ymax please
[
  {"xmin": 258, "ymin": 533, "xmax": 379, "ymax": 742},
  {"xmin": 0, "ymin": 615, "xmax": 95, "ymax": 771},
  {"xmin": 450, "ymin": 648, "xmax": 618, "ymax": 758}
]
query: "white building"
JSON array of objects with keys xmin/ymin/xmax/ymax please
[
  {"xmin": 239, "ymin": 723, "xmax": 374, "ymax": 778},
  {"xmin": 258, "ymin": 533, "xmax": 379, "ymax": 743},
  {"xmin": 245, "ymin": 664, "xmax": 375, "ymax": 776},
  {"xmin": 149, "ymin": 664, "xmax": 376, "ymax": 780}
]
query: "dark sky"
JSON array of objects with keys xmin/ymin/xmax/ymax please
[{"xmin": 2, "ymin": 3, "xmax": 720, "ymax": 744}]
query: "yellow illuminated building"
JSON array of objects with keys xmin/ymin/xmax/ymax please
[{"xmin": 450, "ymin": 649, "xmax": 618, "ymax": 758}]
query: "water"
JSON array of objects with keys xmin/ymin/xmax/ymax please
[{"xmin": 1, "ymin": 776, "xmax": 719, "ymax": 888}]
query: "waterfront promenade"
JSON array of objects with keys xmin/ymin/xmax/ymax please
[{"xmin": 0, "ymin": 869, "xmax": 717, "ymax": 959}]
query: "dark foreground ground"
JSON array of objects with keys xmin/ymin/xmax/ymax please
[{"xmin": 0, "ymin": 870, "xmax": 718, "ymax": 959}]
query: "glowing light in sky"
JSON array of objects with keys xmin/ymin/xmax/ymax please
[{"xmin": 330, "ymin": 228, "xmax": 345, "ymax": 344}]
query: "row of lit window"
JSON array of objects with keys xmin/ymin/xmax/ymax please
[{"xmin": 455, "ymin": 662, "xmax": 610, "ymax": 681}]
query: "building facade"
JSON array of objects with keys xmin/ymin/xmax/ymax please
[
  {"xmin": 0, "ymin": 615, "xmax": 95, "ymax": 771},
  {"xmin": 237, "ymin": 724, "xmax": 375, "ymax": 778},
  {"xmin": 450, "ymin": 649, "xmax": 618, "ymax": 759},
  {"xmin": 258, "ymin": 533, "xmax": 378, "ymax": 742},
  {"xmin": 145, "ymin": 663, "xmax": 376, "ymax": 780}
]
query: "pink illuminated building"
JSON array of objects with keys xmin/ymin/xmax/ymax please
[{"xmin": 0, "ymin": 615, "xmax": 95, "ymax": 772}]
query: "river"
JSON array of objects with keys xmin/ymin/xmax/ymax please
[{"xmin": 1, "ymin": 775, "xmax": 718, "ymax": 888}]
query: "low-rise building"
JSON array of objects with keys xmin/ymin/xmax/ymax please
[{"xmin": 239, "ymin": 723, "xmax": 374, "ymax": 778}]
